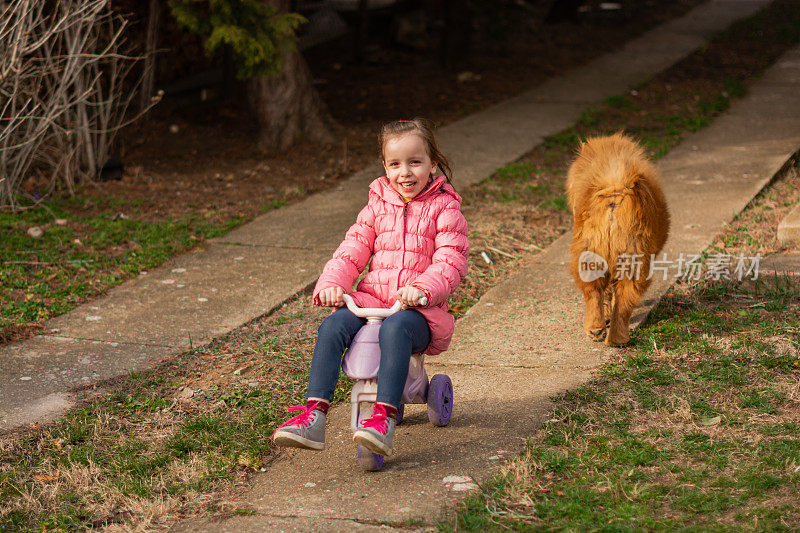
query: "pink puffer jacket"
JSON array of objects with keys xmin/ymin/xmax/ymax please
[{"xmin": 313, "ymin": 174, "xmax": 469, "ymax": 355}]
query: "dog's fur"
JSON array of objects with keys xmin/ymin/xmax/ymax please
[{"xmin": 567, "ymin": 133, "xmax": 670, "ymax": 346}]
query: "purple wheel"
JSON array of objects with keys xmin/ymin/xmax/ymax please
[
  {"xmin": 357, "ymin": 444, "xmax": 384, "ymax": 471},
  {"xmin": 396, "ymin": 403, "xmax": 405, "ymax": 425},
  {"xmin": 427, "ymin": 374, "xmax": 453, "ymax": 426}
]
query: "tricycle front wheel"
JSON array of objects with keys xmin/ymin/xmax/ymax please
[
  {"xmin": 356, "ymin": 405, "xmax": 385, "ymax": 471},
  {"xmin": 357, "ymin": 444, "xmax": 384, "ymax": 471}
]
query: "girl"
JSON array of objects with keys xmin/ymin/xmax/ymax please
[{"xmin": 271, "ymin": 118, "xmax": 469, "ymax": 456}]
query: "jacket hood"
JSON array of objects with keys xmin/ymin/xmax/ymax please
[{"xmin": 370, "ymin": 175, "xmax": 462, "ymax": 206}]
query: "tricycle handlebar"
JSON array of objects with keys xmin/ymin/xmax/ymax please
[{"xmin": 342, "ymin": 294, "xmax": 427, "ymax": 319}]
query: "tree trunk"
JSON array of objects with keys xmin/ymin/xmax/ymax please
[{"xmin": 249, "ymin": 0, "xmax": 335, "ymax": 152}]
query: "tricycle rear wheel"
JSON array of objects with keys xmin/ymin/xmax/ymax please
[{"xmin": 427, "ymin": 374, "xmax": 453, "ymax": 426}]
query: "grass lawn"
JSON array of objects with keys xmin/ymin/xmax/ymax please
[
  {"xmin": 0, "ymin": 203, "xmax": 246, "ymax": 342},
  {"xmin": 446, "ymin": 270, "xmax": 800, "ymax": 531}
]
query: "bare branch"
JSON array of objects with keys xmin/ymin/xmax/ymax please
[{"xmin": 0, "ymin": 0, "xmax": 153, "ymax": 207}]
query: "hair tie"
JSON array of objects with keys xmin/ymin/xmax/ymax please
[{"xmin": 397, "ymin": 120, "xmax": 411, "ymax": 123}]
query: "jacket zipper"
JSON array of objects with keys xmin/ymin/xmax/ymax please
[{"xmin": 399, "ymin": 202, "xmax": 408, "ymax": 295}]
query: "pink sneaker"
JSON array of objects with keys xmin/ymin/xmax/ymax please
[
  {"xmin": 271, "ymin": 404, "xmax": 326, "ymax": 450},
  {"xmin": 353, "ymin": 403, "xmax": 396, "ymax": 455}
]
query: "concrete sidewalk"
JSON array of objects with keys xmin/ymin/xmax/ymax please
[
  {"xmin": 173, "ymin": 23, "xmax": 800, "ymax": 533},
  {"xmin": 0, "ymin": 0, "xmax": 772, "ymax": 432}
]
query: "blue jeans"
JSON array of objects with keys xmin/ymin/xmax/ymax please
[{"xmin": 306, "ymin": 307, "xmax": 431, "ymax": 407}]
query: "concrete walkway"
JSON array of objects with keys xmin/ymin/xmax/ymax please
[{"xmin": 0, "ymin": 0, "xmax": 772, "ymax": 433}]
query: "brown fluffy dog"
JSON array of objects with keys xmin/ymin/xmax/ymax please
[{"xmin": 567, "ymin": 133, "xmax": 670, "ymax": 346}]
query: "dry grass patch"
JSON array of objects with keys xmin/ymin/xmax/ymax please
[{"xmin": 715, "ymin": 164, "xmax": 800, "ymax": 257}]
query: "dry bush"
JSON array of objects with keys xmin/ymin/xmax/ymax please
[{"xmin": 0, "ymin": 0, "xmax": 154, "ymax": 208}]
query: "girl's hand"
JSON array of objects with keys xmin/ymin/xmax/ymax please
[
  {"xmin": 318, "ymin": 286, "xmax": 344, "ymax": 307},
  {"xmin": 394, "ymin": 286, "xmax": 427, "ymax": 309}
]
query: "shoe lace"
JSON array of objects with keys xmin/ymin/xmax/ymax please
[
  {"xmin": 275, "ymin": 404, "xmax": 317, "ymax": 430},
  {"xmin": 360, "ymin": 403, "xmax": 390, "ymax": 434}
]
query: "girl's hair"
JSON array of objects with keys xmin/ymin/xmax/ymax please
[{"xmin": 379, "ymin": 118, "xmax": 454, "ymax": 185}]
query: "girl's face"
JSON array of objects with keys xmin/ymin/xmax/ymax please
[{"xmin": 382, "ymin": 133, "xmax": 437, "ymax": 199}]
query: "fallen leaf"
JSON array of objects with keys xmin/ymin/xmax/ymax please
[
  {"xmin": 27, "ymin": 226, "xmax": 44, "ymax": 238},
  {"xmin": 698, "ymin": 415, "xmax": 721, "ymax": 426}
]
